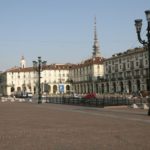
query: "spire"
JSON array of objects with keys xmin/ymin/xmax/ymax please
[{"xmin": 92, "ymin": 17, "xmax": 100, "ymax": 58}]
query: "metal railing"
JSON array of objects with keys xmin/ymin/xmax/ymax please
[{"xmin": 47, "ymin": 95, "xmax": 136, "ymax": 107}]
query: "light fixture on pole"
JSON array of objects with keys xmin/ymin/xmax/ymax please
[
  {"xmin": 135, "ymin": 10, "xmax": 150, "ymax": 115},
  {"xmin": 33, "ymin": 57, "xmax": 47, "ymax": 104}
]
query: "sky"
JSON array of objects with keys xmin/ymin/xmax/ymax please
[{"xmin": 0, "ymin": 0, "xmax": 149, "ymax": 71}]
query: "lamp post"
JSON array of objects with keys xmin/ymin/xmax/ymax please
[
  {"xmin": 135, "ymin": 10, "xmax": 150, "ymax": 115},
  {"xmin": 33, "ymin": 57, "xmax": 47, "ymax": 104}
]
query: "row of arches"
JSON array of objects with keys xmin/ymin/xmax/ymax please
[
  {"xmin": 102, "ymin": 80, "xmax": 140, "ymax": 93},
  {"xmin": 73, "ymin": 79, "xmax": 142, "ymax": 94},
  {"xmin": 10, "ymin": 84, "xmax": 71, "ymax": 95}
]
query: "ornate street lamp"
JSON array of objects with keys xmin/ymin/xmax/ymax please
[
  {"xmin": 135, "ymin": 10, "xmax": 150, "ymax": 115},
  {"xmin": 33, "ymin": 57, "xmax": 47, "ymax": 104}
]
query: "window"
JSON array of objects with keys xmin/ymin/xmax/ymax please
[
  {"xmin": 135, "ymin": 55, "xmax": 138, "ymax": 60},
  {"xmin": 140, "ymin": 53, "xmax": 143, "ymax": 57},
  {"xmin": 139, "ymin": 59, "xmax": 143, "ymax": 67},
  {"xmin": 124, "ymin": 72, "xmax": 126, "ymax": 78},
  {"xmin": 18, "ymin": 73, "xmax": 20, "ymax": 78},
  {"xmin": 108, "ymin": 66, "xmax": 111, "ymax": 73},
  {"xmin": 120, "ymin": 65, "xmax": 122, "ymax": 69},
  {"xmin": 123, "ymin": 63, "xmax": 126, "ymax": 70},
  {"xmin": 115, "ymin": 64, "xmax": 118, "ymax": 72},
  {"xmin": 146, "ymin": 60, "xmax": 148, "ymax": 65},
  {"xmin": 130, "ymin": 61, "xmax": 134, "ymax": 69}
]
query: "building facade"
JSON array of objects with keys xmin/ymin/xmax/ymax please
[
  {"xmin": 101, "ymin": 47, "xmax": 149, "ymax": 94},
  {"xmin": 0, "ymin": 60, "xmax": 72, "ymax": 96},
  {"xmin": 69, "ymin": 57, "xmax": 104, "ymax": 94}
]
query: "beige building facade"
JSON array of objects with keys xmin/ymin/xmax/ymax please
[
  {"xmin": 0, "ymin": 61, "xmax": 71, "ymax": 96},
  {"xmin": 69, "ymin": 57, "xmax": 105, "ymax": 94},
  {"xmin": 101, "ymin": 47, "xmax": 149, "ymax": 94}
]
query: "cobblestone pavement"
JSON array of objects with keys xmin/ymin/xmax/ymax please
[{"xmin": 0, "ymin": 101, "xmax": 150, "ymax": 150}]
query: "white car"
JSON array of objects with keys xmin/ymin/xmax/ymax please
[
  {"xmin": 73, "ymin": 93, "xmax": 81, "ymax": 98},
  {"xmin": 27, "ymin": 92, "xmax": 33, "ymax": 98}
]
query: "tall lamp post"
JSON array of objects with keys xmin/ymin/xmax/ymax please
[
  {"xmin": 135, "ymin": 10, "xmax": 150, "ymax": 115},
  {"xmin": 33, "ymin": 57, "xmax": 47, "ymax": 104}
]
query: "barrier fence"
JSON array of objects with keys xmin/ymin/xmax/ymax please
[
  {"xmin": 47, "ymin": 95, "xmax": 148, "ymax": 107},
  {"xmin": 1, "ymin": 95, "xmax": 148, "ymax": 108}
]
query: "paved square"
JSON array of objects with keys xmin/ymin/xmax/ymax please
[{"xmin": 0, "ymin": 101, "xmax": 150, "ymax": 150}]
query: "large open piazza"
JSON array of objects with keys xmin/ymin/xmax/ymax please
[{"xmin": 0, "ymin": 101, "xmax": 150, "ymax": 150}]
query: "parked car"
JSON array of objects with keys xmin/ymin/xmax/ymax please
[
  {"xmin": 83, "ymin": 93, "xmax": 96, "ymax": 99},
  {"xmin": 15, "ymin": 92, "xmax": 33, "ymax": 98},
  {"xmin": 27, "ymin": 92, "xmax": 33, "ymax": 98},
  {"xmin": 73, "ymin": 93, "xmax": 82, "ymax": 98}
]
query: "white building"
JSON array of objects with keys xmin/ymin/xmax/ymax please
[{"xmin": 0, "ymin": 59, "xmax": 72, "ymax": 96}]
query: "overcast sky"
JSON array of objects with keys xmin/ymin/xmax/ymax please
[{"xmin": 0, "ymin": 0, "xmax": 149, "ymax": 71}]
